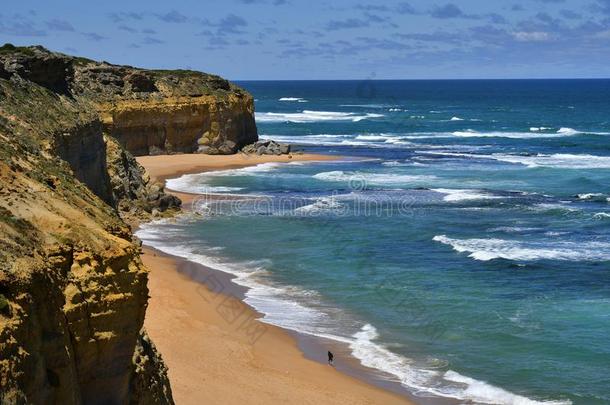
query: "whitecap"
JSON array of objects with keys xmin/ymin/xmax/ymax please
[
  {"xmin": 490, "ymin": 226, "xmax": 543, "ymax": 233},
  {"xmin": 339, "ymin": 104, "xmax": 388, "ymax": 108},
  {"xmin": 545, "ymin": 231, "xmax": 570, "ymax": 236},
  {"xmin": 489, "ymin": 153, "xmax": 610, "ymax": 169},
  {"xmin": 355, "ymin": 134, "xmax": 393, "ymax": 141},
  {"xmin": 433, "ymin": 235, "xmax": 610, "ymax": 262},
  {"xmin": 136, "ymin": 222, "xmax": 337, "ymax": 337},
  {"xmin": 451, "ymin": 130, "xmax": 561, "ymax": 139},
  {"xmin": 432, "ymin": 188, "xmax": 502, "ymax": 202},
  {"xmin": 278, "ymin": 97, "xmax": 307, "ymax": 102},
  {"xmin": 442, "ymin": 370, "xmax": 571, "ymax": 405},
  {"xmin": 556, "ymin": 127, "xmax": 579, "ymax": 136},
  {"xmin": 576, "ymin": 193, "xmax": 608, "ymax": 202},
  {"xmin": 450, "ymin": 116, "xmax": 464, "ymax": 121},
  {"xmin": 256, "ymin": 110, "xmax": 384, "ymax": 123},
  {"xmin": 532, "ymin": 203, "xmax": 580, "ymax": 213},
  {"xmin": 349, "ymin": 324, "xmax": 571, "ymax": 404},
  {"xmin": 137, "ymin": 220, "xmax": 572, "ymax": 405},
  {"xmin": 294, "ymin": 196, "xmax": 344, "ymax": 214},
  {"xmin": 382, "ymin": 160, "xmax": 413, "ymax": 167},
  {"xmin": 313, "ymin": 170, "xmax": 437, "ymax": 186},
  {"xmin": 418, "ymin": 151, "xmax": 610, "ymax": 169},
  {"xmin": 165, "ymin": 162, "xmax": 284, "ymax": 194},
  {"xmin": 593, "ymin": 212, "xmax": 610, "ymax": 220},
  {"xmin": 165, "ymin": 176, "xmax": 246, "ymax": 194},
  {"xmin": 449, "ymin": 127, "xmax": 610, "ymax": 138}
]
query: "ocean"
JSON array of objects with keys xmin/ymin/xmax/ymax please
[{"xmin": 136, "ymin": 80, "xmax": 610, "ymax": 404}]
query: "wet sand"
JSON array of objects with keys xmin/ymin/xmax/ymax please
[{"xmin": 139, "ymin": 152, "xmax": 416, "ymax": 404}]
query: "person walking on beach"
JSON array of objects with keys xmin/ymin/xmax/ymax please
[{"xmin": 327, "ymin": 351, "xmax": 334, "ymax": 366}]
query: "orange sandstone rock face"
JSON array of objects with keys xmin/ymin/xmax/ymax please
[
  {"xmin": 0, "ymin": 44, "xmax": 258, "ymax": 403},
  {"xmin": 100, "ymin": 92, "xmax": 257, "ymax": 155},
  {"xmin": 0, "ymin": 46, "xmax": 174, "ymax": 404}
]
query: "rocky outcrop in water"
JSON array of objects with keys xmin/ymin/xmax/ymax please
[{"xmin": 242, "ymin": 140, "xmax": 291, "ymax": 155}]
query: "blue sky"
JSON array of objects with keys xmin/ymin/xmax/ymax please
[{"xmin": 2, "ymin": 0, "xmax": 610, "ymax": 79}]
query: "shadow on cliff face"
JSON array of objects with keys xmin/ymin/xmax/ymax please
[
  {"xmin": 0, "ymin": 44, "xmax": 74, "ymax": 95},
  {"xmin": 0, "ymin": 44, "xmax": 184, "ymax": 218},
  {"xmin": 1, "ymin": 43, "xmax": 259, "ymax": 157},
  {"xmin": 0, "ymin": 44, "xmax": 262, "ymax": 403}
]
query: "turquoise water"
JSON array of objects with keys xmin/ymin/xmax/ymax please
[{"xmin": 137, "ymin": 80, "xmax": 610, "ymax": 404}]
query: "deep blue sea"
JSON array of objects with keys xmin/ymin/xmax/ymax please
[{"xmin": 138, "ymin": 80, "xmax": 610, "ymax": 405}]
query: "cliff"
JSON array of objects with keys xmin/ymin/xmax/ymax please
[
  {"xmin": 0, "ymin": 45, "xmax": 258, "ymax": 156},
  {"xmin": 0, "ymin": 44, "xmax": 247, "ymax": 404}
]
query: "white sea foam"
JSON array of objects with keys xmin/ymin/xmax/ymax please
[
  {"xmin": 340, "ymin": 104, "xmax": 389, "ymax": 108},
  {"xmin": 355, "ymin": 134, "xmax": 394, "ymax": 141},
  {"xmin": 593, "ymin": 212, "xmax": 610, "ymax": 220},
  {"xmin": 556, "ymin": 127, "xmax": 579, "ymax": 136},
  {"xmin": 451, "ymin": 127, "xmax": 610, "ymax": 138},
  {"xmin": 490, "ymin": 226, "xmax": 543, "ymax": 233},
  {"xmin": 313, "ymin": 170, "xmax": 436, "ymax": 186},
  {"xmin": 279, "ymin": 97, "xmax": 307, "ymax": 102},
  {"xmin": 576, "ymin": 193, "xmax": 608, "ymax": 202},
  {"xmin": 432, "ymin": 188, "xmax": 502, "ymax": 202},
  {"xmin": 165, "ymin": 176, "xmax": 245, "ymax": 194},
  {"xmin": 349, "ymin": 324, "xmax": 440, "ymax": 393},
  {"xmin": 350, "ymin": 324, "xmax": 571, "ymax": 404},
  {"xmin": 294, "ymin": 196, "xmax": 345, "ymax": 214},
  {"xmin": 136, "ymin": 221, "xmax": 338, "ymax": 336},
  {"xmin": 352, "ymin": 134, "xmax": 418, "ymax": 147},
  {"xmin": 256, "ymin": 110, "xmax": 383, "ymax": 123},
  {"xmin": 450, "ymin": 116, "xmax": 464, "ymax": 121},
  {"xmin": 382, "ymin": 160, "xmax": 414, "ymax": 167},
  {"xmin": 204, "ymin": 162, "xmax": 284, "ymax": 176},
  {"xmin": 532, "ymin": 203, "xmax": 580, "ymax": 214},
  {"xmin": 419, "ymin": 151, "xmax": 610, "ymax": 169},
  {"xmin": 489, "ymin": 153, "xmax": 610, "ymax": 169},
  {"xmin": 433, "ymin": 235, "xmax": 610, "ymax": 262},
  {"xmin": 545, "ymin": 231, "xmax": 570, "ymax": 237},
  {"xmin": 451, "ymin": 130, "xmax": 560, "ymax": 139},
  {"xmin": 137, "ymin": 219, "xmax": 572, "ymax": 405},
  {"xmin": 442, "ymin": 370, "xmax": 571, "ymax": 405},
  {"xmin": 165, "ymin": 162, "xmax": 284, "ymax": 194}
]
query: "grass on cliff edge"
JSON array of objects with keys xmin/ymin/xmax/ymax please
[{"xmin": 0, "ymin": 43, "xmax": 36, "ymax": 56}]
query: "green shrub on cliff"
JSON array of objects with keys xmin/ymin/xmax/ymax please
[{"xmin": 0, "ymin": 43, "xmax": 35, "ymax": 56}]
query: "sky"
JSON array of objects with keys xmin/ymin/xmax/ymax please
[{"xmin": 2, "ymin": 0, "xmax": 610, "ymax": 80}]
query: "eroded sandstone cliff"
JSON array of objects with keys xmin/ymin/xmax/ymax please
[
  {"xmin": 0, "ymin": 45, "xmax": 258, "ymax": 156},
  {"xmin": 0, "ymin": 45, "xmax": 205, "ymax": 404}
]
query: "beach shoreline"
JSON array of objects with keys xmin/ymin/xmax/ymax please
[{"xmin": 138, "ymin": 152, "xmax": 420, "ymax": 405}]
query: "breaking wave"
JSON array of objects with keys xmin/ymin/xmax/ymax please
[
  {"xmin": 433, "ymin": 235, "xmax": 610, "ymax": 262},
  {"xmin": 256, "ymin": 110, "xmax": 384, "ymax": 123}
]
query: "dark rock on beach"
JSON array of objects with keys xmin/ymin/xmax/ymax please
[{"xmin": 242, "ymin": 140, "xmax": 291, "ymax": 155}]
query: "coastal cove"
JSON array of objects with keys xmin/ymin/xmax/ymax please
[
  {"xmin": 137, "ymin": 153, "xmax": 417, "ymax": 405},
  {"xmin": 1, "ymin": 41, "xmax": 608, "ymax": 405},
  {"xmin": 137, "ymin": 80, "xmax": 610, "ymax": 405}
]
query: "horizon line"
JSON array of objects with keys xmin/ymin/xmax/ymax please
[{"xmin": 232, "ymin": 77, "xmax": 610, "ymax": 82}]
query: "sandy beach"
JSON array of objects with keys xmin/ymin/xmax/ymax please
[
  {"xmin": 139, "ymin": 153, "xmax": 414, "ymax": 405},
  {"xmin": 137, "ymin": 152, "xmax": 337, "ymax": 205}
]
